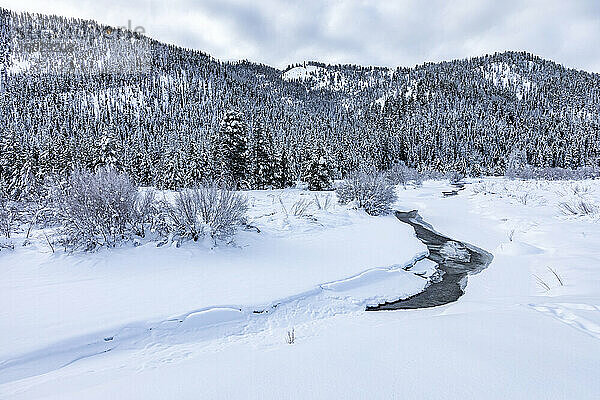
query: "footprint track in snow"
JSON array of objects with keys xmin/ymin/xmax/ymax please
[{"xmin": 529, "ymin": 303, "xmax": 600, "ymax": 340}]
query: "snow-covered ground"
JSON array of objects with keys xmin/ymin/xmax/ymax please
[{"xmin": 2, "ymin": 180, "xmax": 600, "ymax": 399}]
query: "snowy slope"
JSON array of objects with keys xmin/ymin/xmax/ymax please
[
  {"xmin": 283, "ymin": 63, "xmax": 393, "ymax": 96},
  {"xmin": 2, "ymin": 181, "xmax": 600, "ymax": 399},
  {"xmin": 479, "ymin": 62, "xmax": 537, "ymax": 100},
  {"xmin": 282, "ymin": 65, "xmax": 324, "ymax": 81}
]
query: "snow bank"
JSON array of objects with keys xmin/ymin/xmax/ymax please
[
  {"xmin": 0, "ymin": 189, "xmax": 427, "ymax": 364},
  {"xmin": 4, "ymin": 180, "xmax": 599, "ymax": 399}
]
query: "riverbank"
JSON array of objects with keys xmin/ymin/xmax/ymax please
[{"xmin": 368, "ymin": 210, "xmax": 493, "ymax": 310}]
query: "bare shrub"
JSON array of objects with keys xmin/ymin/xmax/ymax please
[
  {"xmin": 517, "ymin": 193, "xmax": 530, "ymax": 205},
  {"xmin": 548, "ymin": 267, "xmax": 564, "ymax": 286},
  {"xmin": 165, "ymin": 181, "xmax": 248, "ymax": 243},
  {"xmin": 286, "ymin": 328, "xmax": 295, "ymax": 344},
  {"xmin": 23, "ymin": 201, "xmax": 52, "ymax": 240},
  {"xmin": 131, "ymin": 189, "xmax": 161, "ymax": 239},
  {"xmin": 558, "ymin": 199, "xmax": 598, "ymax": 216},
  {"xmin": 167, "ymin": 189, "xmax": 205, "ymax": 242},
  {"xmin": 197, "ymin": 183, "xmax": 248, "ymax": 240},
  {"xmin": 49, "ymin": 167, "xmax": 143, "ymax": 250},
  {"xmin": 471, "ymin": 182, "xmax": 495, "ymax": 195},
  {"xmin": 446, "ymin": 171, "xmax": 464, "ymax": 184},
  {"xmin": 569, "ymin": 184, "xmax": 590, "ymax": 195},
  {"xmin": 290, "ymin": 198, "xmax": 312, "ymax": 216},
  {"xmin": 313, "ymin": 193, "xmax": 331, "ymax": 211},
  {"xmin": 336, "ymin": 169, "xmax": 397, "ymax": 216},
  {"xmin": 386, "ymin": 161, "xmax": 423, "ymax": 186}
]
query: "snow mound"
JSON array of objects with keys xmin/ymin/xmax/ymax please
[
  {"xmin": 410, "ymin": 258, "xmax": 438, "ymax": 277},
  {"xmin": 495, "ymin": 241, "xmax": 544, "ymax": 256},
  {"xmin": 181, "ymin": 308, "xmax": 245, "ymax": 328},
  {"xmin": 321, "ymin": 266, "xmax": 427, "ymax": 307},
  {"xmin": 440, "ymin": 241, "xmax": 471, "ymax": 262}
]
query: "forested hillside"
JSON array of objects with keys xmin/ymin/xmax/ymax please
[{"xmin": 1, "ymin": 8, "xmax": 599, "ymax": 198}]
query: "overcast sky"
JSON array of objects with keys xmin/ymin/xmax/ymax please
[{"xmin": 2, "ymin": 0, "xmax": 600, "ymax": 72}]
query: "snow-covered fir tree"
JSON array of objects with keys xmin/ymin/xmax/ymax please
[
  {"xmin": 218, "ymin": 110, "xmax": 248, "ymax": 186},
  {"xmin": 184, "ymin": 141, "xmax": 208, "ymax": 187},
  {"xmin": 14, "ymin": 146, "xmax": 41, "ymax": 200},
  {"xmin": 97, "ymin": 131, "xmax": 121, "ymax": 171},
  {"xmin": 159, "ymin": 146, "xmax": 186, "ymax": 189},
  {"xmin": 0, "ymin": 130, "xmax": 21, "ymax": 197},
  {"xmin": 250, "ymin": 123, "xmax": 275, "ymax": 189},
  {"xmin": 274, "ymin": 147, "xmax": 293, "ymax": 188},
  {"xmin": 305, "ymin": 147, "xmax": 331, "ymax": 191}
]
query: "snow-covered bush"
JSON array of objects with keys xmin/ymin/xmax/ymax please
[
  {"xmin": 506, "ymin": 164, "xmax": 600, "ymax": 181},
  {"xmin": 0, "ymin": 193, "xmax": 18, "ymax": 239},
  {"xmin": 0, "ymin": 187, "xmax": 53, "ymax": 244},
  {"xmin": 131, "ymin": 189, "xmax": 161, "ymax": 238},
  {"xmin": 165, "ymin": 189, "xmax": 205, "ymax": 242},
  {"xmin": 50, "ymin": 167, "xmax": 143, "ymax": 250},
  {"xmin": 165, "ymin": 181, "xmax": 248, "ymax": 243},
  {"xmin": 336, "ymin": 170, "xmax": 397, "ymax": 216},
  {"xmin": 386, "ymin": 161, "xmax": 423, "ymax": 186},
  {"xmin": 446, "ymin": 171, "xmax": 464, "ymax": 184}
]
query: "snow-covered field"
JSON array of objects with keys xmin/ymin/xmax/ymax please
[{"xmin": 1, "ymin": 179, "xmax": 600, "ymax": 399}]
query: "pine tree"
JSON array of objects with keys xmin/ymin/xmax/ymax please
[
  {"xmin": 250, "ymin": 124, "xmax": 275, "ymax": 189},
  {"xmin": 40, "ymin": 132, "xmax": 73, "ymax": 178},
  {"xmin": 274, "ymin": 147, "xmax": 292, "ymax": 188},
  {"xmin": 15, "ymin": 146, "xmax": 41, "ymax": 200},
  {"xmin": 0, "ymin": 130, "xmax": 23, "ymax": 197},
  {"xmin": 184, "ymin": 141, "xmax": 208, "ymax": 186},
  {"xmin": 97, "ymin": 131, "xmax": 121, "ymax": 171},
  {"xmin": 305, "ymin": 147, "xmax": 331, "ymax": 191},
  {"xmin": 218, "ymin": 110, "xmax": 248, "ymax": 186},
  {"xmin": 159, "ymin": 147, "xmax": 185, "ymax": 189}
]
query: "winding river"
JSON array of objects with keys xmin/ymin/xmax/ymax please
[{"xmin": 367, "ymin": 210, "xmax": 493, "ymax": 310}]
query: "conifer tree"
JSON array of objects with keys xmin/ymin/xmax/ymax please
[
  {"xmin": 0, "ymin": 130, "xmax": 18, "ymax": 192},
  {"xmin": 305, "ymin": 146, "xmax": 331, "ymax": 191},
  {"xmin": 274, "ymin": 147, "xmax": 292, "ymax": 188},
  {"xmin": 97, "ymin": 131, "xmax": 121, "ymax": 171},
  {"xmin": 160, "ymin": 147, "xmax": 185, "ymax": 189},
  {"xmin": 15, "ymin": 146, "xmax": 41, "ymax": 200},
  {"xmin": 184, "ymin": 141, "xmax": 208, "ymax": 186},
  {"xmin": 218, "ymin": 110, "xmax": 248, "ymax": 186},
  {"xmin": 250, "ymin": 124, "xmax": 275, "ymax": 189}
]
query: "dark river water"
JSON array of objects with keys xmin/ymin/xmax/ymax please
[{"xmin": 367, "ymin": 210, "xmax": 493, "ymax": 310}]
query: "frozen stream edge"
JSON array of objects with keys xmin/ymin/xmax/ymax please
[{"xmin": 368, "ymin": 210, "xmax": 494, "ymax": 310}]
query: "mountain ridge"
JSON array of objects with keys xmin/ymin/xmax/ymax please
[{"xmin": 1, "ymin": 7, "xmax": 599, "ymax": 195}]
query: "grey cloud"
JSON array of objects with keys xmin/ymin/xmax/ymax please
[{"xmin": 2, "ymin": 0, "xmax": 599, "ymax": 71}]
